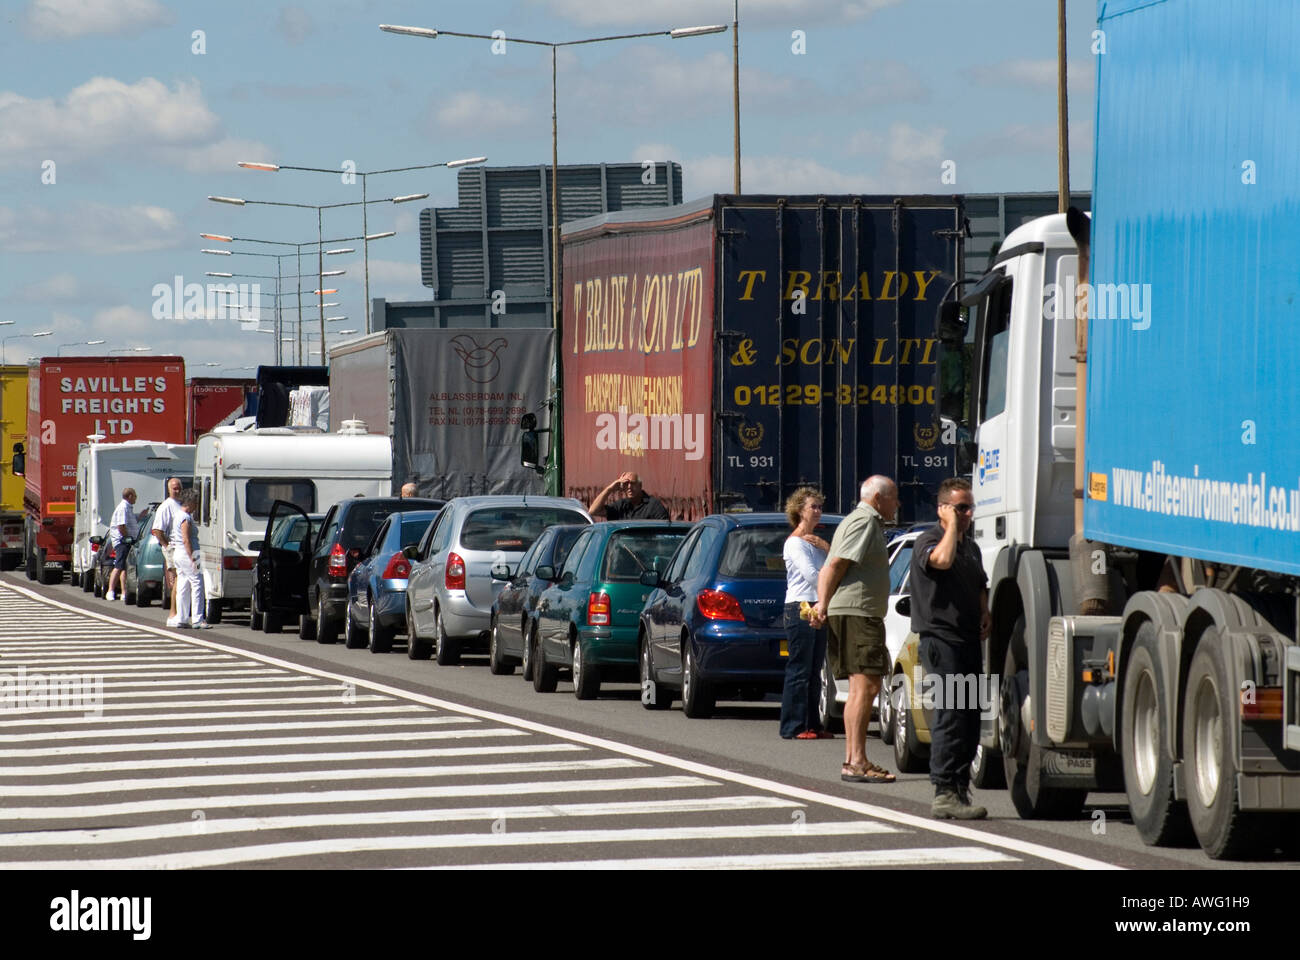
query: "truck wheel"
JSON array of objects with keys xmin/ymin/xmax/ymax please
[
  {"xmin": 434, "ymin": 610, "xmax": 460, "ymax": 665},
  {"xmin": 893, "ymin": 677, "xmax": 929, "ymax": 773},
  {"xmin": 405, "ymin": 599, "xmax": 431, "ymax": 659},
  {"xmin": 681, "ymin": 636, "xmax": 715, "ymax": 719},
  {"xmin": 205, "ymin": 598, "xmax": 223, "ymax": 625},
  {"xmin": 1121, "ymin": 622, "xmax": 1193, "ymax": 846},
  {"xmin": 1183, "ymin": 632, "xmax": 1260, "ymax": 859},
  {"xmin": 38, "ymin": 550, "xmax": 61, "ymax": 585},
  {"xmin": 1000, "ymin": 624, "xmax": 1086, "ymax": 819}
]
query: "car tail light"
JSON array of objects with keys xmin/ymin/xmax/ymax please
[
  {"xmin": 223, "ymin": 555, "xmax": 255, "ymax": 570},
  {"xmin": 587, "ymin": 591, "xmax": 611, "ymax": 626},
  {"xmin": 697, "ymin": 589, "xmax": 744, "ymax": 621},
  {"xmin": 445, "ymin": 551, "xmax": 466, "ymax": 590},
  {"xmin": 90, "ymin": 542, "xmax": 100, "ymax": 553},
  {"xmin": 382, "ymin": 552, "xmax": 411, "ymax": 580},
  {"xmin": 328, "ymin": 542, "xmax": 348, "ymax": 579}
]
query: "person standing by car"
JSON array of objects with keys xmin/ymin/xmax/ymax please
[
  {"xmin": 104, "ymin": 486, "xmax": 137, "ymax": 601},
  {"xmin": 151, "ymin": 477, "xmax": 185, "ymax": 627},
  {"xmin": 173, "ymin": 489, "xmax": 210, "ymax": 629},
  {"xmin": 909, "ymin": 477, "xmax": 989, "ymax": 820},
  {"xmin": 588, "ymin": 472, "xmax": 669, "ymax": 520},
  {"xmin": 813, "ymin": 475, "xmax": 899, "ymax": 784},
  {"xmin": 780, "ymin": 487, "xmax": 832, "ymax": 740}
]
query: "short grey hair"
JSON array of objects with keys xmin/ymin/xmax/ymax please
[{"xmin": 860, "ymin": 475, "xmax": 895, "ymax": 501}]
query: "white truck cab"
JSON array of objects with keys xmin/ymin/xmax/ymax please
[
  {"xmin": 192, "ymin": 424, "xmax": 391, "ymax": 623},
  {"xmin": 72, "ymin": 439, "xmax": 195, "ymax": 591}
]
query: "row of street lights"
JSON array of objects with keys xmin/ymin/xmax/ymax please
[{"xmin": 1, "ymin": 323, "xmax": 154, "ymax": 363}]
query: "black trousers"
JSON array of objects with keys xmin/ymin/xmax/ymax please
[{"xmin": 920, "ymin": 632, "xmax": 983, "ymax": 791}]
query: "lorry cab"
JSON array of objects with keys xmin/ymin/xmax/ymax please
[
  {"xmin": 71, "ymin": 439, "xmax": 195, "ymax": 588},
  {"xmin": 954, "ymin": 212, "xmax": 1083, "ymax": 579},
  {"xmin": 192, "ymin": 424, "xmax": 392, "ymax": 623}
]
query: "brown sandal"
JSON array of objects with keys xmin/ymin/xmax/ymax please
[{"xmin": 841, "ymin": 760, "xmax": 896, "ymax": 783}]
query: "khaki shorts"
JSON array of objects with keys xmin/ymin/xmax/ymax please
[{"xmin": 828, "ymin": 615, "xmax": 888, "ymax": 679}]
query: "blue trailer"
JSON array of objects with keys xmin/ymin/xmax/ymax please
[{"xmin": 951, "ymin": 0, "xmax": 1300, "ymax": 858}]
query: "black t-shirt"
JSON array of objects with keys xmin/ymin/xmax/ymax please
[
  {"xmin": 909, "ymin": 523, "xmax": 987, "ymax": 642},
  {"xmin": 604, "ymin": 494, "xmax": 670, "ymax": 520}
]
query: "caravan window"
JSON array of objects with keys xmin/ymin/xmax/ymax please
[{"xmin": 245, "ymin": 479, "xmax": 316, "ymax": 518}]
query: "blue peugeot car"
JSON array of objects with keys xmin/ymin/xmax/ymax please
[
  {"xmin": 638, "ymin": 512, "xmax": 842, "ymax": 719},
  {"xmin": 344, "ymin": 508, "xmax": 441, "ymax": 653}
]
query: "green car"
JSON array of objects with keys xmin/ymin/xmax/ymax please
[
  {"xmin": 531, "ymin": 520, "xmax": 686, "ymax": 699},
  {"xmin": 123, "ymin": 501, "xmax": 169, "ymax": 608}
]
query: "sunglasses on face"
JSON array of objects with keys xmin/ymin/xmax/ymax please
[{"xmin": 950, "ymin": 503, "xmax": 974, "ymax": 513}]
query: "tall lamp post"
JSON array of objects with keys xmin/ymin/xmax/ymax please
[
  {"xmin": 379, "ymin": 20, "xmax": 726, "ymax": 493},
  {"xmin": 235, "ymin": 155, "xmax": 486, "ymax": 333},
  {"xmin": 208, "ymin": 194, "xmax": 425, "ymax": 362},
  {"xmin": 2, "ymin": 330, "xmax": 53, "ymax": 364},
  {"xmin": 56, "ymin": 340, "xmax": 107, "ymax": 355}
]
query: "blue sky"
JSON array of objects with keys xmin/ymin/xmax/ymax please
[{"xmin": 0, "ymin": 0, "xmax": 1099, "ymax": 371}]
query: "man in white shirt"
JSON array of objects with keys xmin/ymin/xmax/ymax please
[
  {"xmin": 151, "ymin": 477, "xmax": 186, "ymax": 626},
  {"xmin": 104, "ymin": 487, "xmax": 138, "ymax": 602}
]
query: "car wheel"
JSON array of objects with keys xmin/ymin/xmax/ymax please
[
  {"xmin": 818, "ymin": 654, "xmax": 844, "ymax": 734},
  {"xmin": 681, "ymin": 636, "xmax": 715, "ymax": 719},
  {"xmin": 521, "ymin": 620, "xmax": 535, "ymax": 681},
  {"xmin": 205, "ymin": 597, "xmax": 223, "ymax": 625},
  {"xmin": 124, "ymin": 569, "xmax": 138, "ymax": 606},
  {"xmin": 298, "ymin": 596, "xmax": 316, "ymax": 639},
  {"xmin": 488, "ymin": 615, "xmax": 515, "ymax": 675},
  {"xmin": 343, "ymin": 599, "xmax": 367, "ymax": 649},
  {"xmin": 893, "ymin": 678, "xmax": 929, "ymax": 774},
  {"xmin": 315, "ymin": 594, "xmax": 337, "ymax": 643},
  {"xmin": 69, "ymin": 570, "xmax": 80, "ymax": 589},
  {"xmin": 406, "ymin": 598, "xmax": 432, "ymax": 660},
  {"xmin": 249, "ymin": 588, "xmax": 264, "ymax": 631},
  {"xmin": 434, "ymin": 609, "xmax": 461, "ymax": 666},
  {"xmin": 368, "ymin": 595, "xmax": 394, "ymax": 654},
  {"xmin": 531, "ymin": 627, "xmax": 558, "ymax": 692},
  {"xmin": 572, "ymin": 635, "xmax": 600, "ymax": 700},
  {"xmin": 86, "ymin": 568, "xmax": 97, "ymax": 594},
  {"xmin": 640, "ymin": 632, "xmax": 673, "ymax": 710},
  {"xmin": 264, "ymin": 608, "xmax": 284, "ymax": 634},
  {"xmin": 878, "ymin": 676, "xmax": 897, "ymax": 746}
]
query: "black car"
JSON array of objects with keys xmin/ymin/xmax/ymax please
[
  {"xmin": 265, "ymin": 496, "xmax": 445, "ymax": 643},
  {"xmin": 251, "ymin": 511, "xmax": 324, "ymax": 633},
  {"xmin": 487, "ymin": 524, "xmax": 587, "ymax": 678}
]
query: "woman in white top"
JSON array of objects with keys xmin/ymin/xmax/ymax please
[{"xmin": 780, "ymin": 487, "xmax": 832, "ymax": 739}]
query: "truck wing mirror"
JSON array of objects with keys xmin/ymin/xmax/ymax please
[
  {"xmin": 894, "ymin": 595, "xmax": 911, "ymax": 617},
  {"xmin": 938, "ymin": 300, "xmax": 966, "ymax": 342},
  {"xmin": 11, "ymin": 443, "xmax": 24, "ymax": 477},
  {"xmin": 521, "ymin": 429, "xmax": 542, "ymax": 472}
]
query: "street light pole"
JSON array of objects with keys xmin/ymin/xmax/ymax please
[{"xmin": 733, "ymin": 0, "xmax": 742, "ymax": 194}]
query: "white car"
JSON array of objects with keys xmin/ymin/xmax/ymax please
[{"xmin": 817, "ymin": 528, "xmax": 924, "ymax": 732}]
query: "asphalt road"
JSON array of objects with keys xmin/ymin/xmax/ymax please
[{"xmin": 3, "ymin": 571, "xmax": 1296, "ymax": 871}]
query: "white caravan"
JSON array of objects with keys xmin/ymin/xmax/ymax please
[
  {"xmin": 72, "ymin": 440, "xmax": 196, "ymax": 591},
  {"xmin": 192, "ymin": 424, "xmax": 391, "ymax": 623}
]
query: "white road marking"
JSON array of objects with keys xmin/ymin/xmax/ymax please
[
  {"xmin": 1, "ymin": 796, "xmax": 801, "ymax": 846},
  {"xmin": 0, "ymin": 718, "xmax": 495, "ymax": 743},
  {"xmin": 0, "ymin": 704, "xmax": 426, "ymax": 728},
  {"xmin": 0, "ymin": 728, "xmax": 515, "ymax": 758},
  {"xmin": 445, "ymin": 847, "xmax": 1018, "ymax": 870},
  {"xmin": 0, "ymin": 775, "xmax": 719, "ymax": 820}
]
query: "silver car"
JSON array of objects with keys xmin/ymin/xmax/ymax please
[{"xmin": 405, "ymin": 496, "xmax": 591, "ymax": 665}]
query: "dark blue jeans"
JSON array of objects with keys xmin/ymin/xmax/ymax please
[{"xmin": 780, "ymin": 602, "xmax": 828, "ymax": 738}]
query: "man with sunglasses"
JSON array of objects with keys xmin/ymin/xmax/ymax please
[{"xmin": 910, "ymin": 477, "xmax": 991, "ymax": 819}]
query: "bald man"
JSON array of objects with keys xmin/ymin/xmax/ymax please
[
  {"xmin": 814, "ymin": 475, "xmax": 900, "ymax": 785},
  {"xmin": 400, "ymin": 482, "xmax": 418, "ymax": 498},
  {"xmin": 588, "ymin": 471, "xmax": 669, "ymax": 520}
]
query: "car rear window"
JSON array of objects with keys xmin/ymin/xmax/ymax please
[
  {"xmin": 601, "ymin": 530, "xmax": 687, "ymax": 582},
  {"xmin": 460, "ymin": 508, "xmax": 589, "ymax": 552},
  {"xmin": 270, "ymin": 516, "xmax": 313, "ymax": 550},
  {"xmin": 717, "ymin": 526, "xmax": 792, "ymax": 579},
  {"xmin": 400, "ymin": 518, "xmax": 433, "ymax": 548},
  {"xmin": 340, "ymin": 504, "xmax": 406, "ymax": 550},
  {"xmin": 549, "ymin": 526, "xmax": 586, "ymax": 571},
  {"xmin": 246, "ymin": 480, "xmax": 315, "ymax": 518}
]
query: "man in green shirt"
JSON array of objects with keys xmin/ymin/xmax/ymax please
[{"xmin": 814, "ymin": 475, "xmax": 899, "ymax": 783}]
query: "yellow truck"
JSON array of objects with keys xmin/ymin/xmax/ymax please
[{"xmin": 0, "ymin": 364, "xmax": 28, "ymax": 569}]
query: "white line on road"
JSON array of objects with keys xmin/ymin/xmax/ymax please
[
  {"xmin": 0, "ymin": 718, "xmax": 495, "ymax": 743},
  {"xmin": 0, "ymin": 704, "xmax": 427, "ymax": 728},
  {"xmin": 443, "ymin": 847, "xmax": 1018, "ymax": 870},
  {"xmin": 0, "ymin": 795, "xmax": 803, "ymax": 846},
  {"xmin": 0, "ymin": 728, "xmax": 513, "ymax": 758},
  {"xmin": 0, "ymin": 695, "xmax": 402, "ymax": 717},
  {"xmin": 0, "ymin": 775, "xmax": 719, "ymax": 820}
]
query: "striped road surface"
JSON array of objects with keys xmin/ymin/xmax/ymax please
[{"xmin": 0, "ymin": 582, "xmax": 1119, "ymax": 870}]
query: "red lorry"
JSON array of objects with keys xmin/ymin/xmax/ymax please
[
  {"xmin": 186, "ymin": 377, "xmax": 254, "ymax": 443},
  {"xmin": 19, "ymin": 356, "xmax": 187, "ymax": 583}
]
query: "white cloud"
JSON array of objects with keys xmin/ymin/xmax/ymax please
[
  {"xmin": 0, "ymin": 77, "xmax": 219, "ymax": 159},
  {"xmin": 24, "ymin": 0, "xmax": 171, "ymax": 39},
  {"xmin": 0, "ymin": 203, "xmax": 183, "ymax": 254},
  {"xmin": 14, "ymin": 272, "xmax": 84, "ymax": 302},
  {"xmin": 434, "ymin": 91, "xmax": 534, "ymax": 133},
  {"xmin": 847, "ymin": 122, "xmax": 948, "ymax": 189},
  {"xmin": 531, "ymin": 0, "xmax": 903, "ymax": 28},
  {"xmin": 966, "ymin": 58, "xmax": 1094, "ymax": 96},
  {"xmin": 276, "ymin": 5, "xmax": 315, "ymax": 45},
  {"xmin": 160, "ymin": 136, "xmax": 274, "ymax": 175}
]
